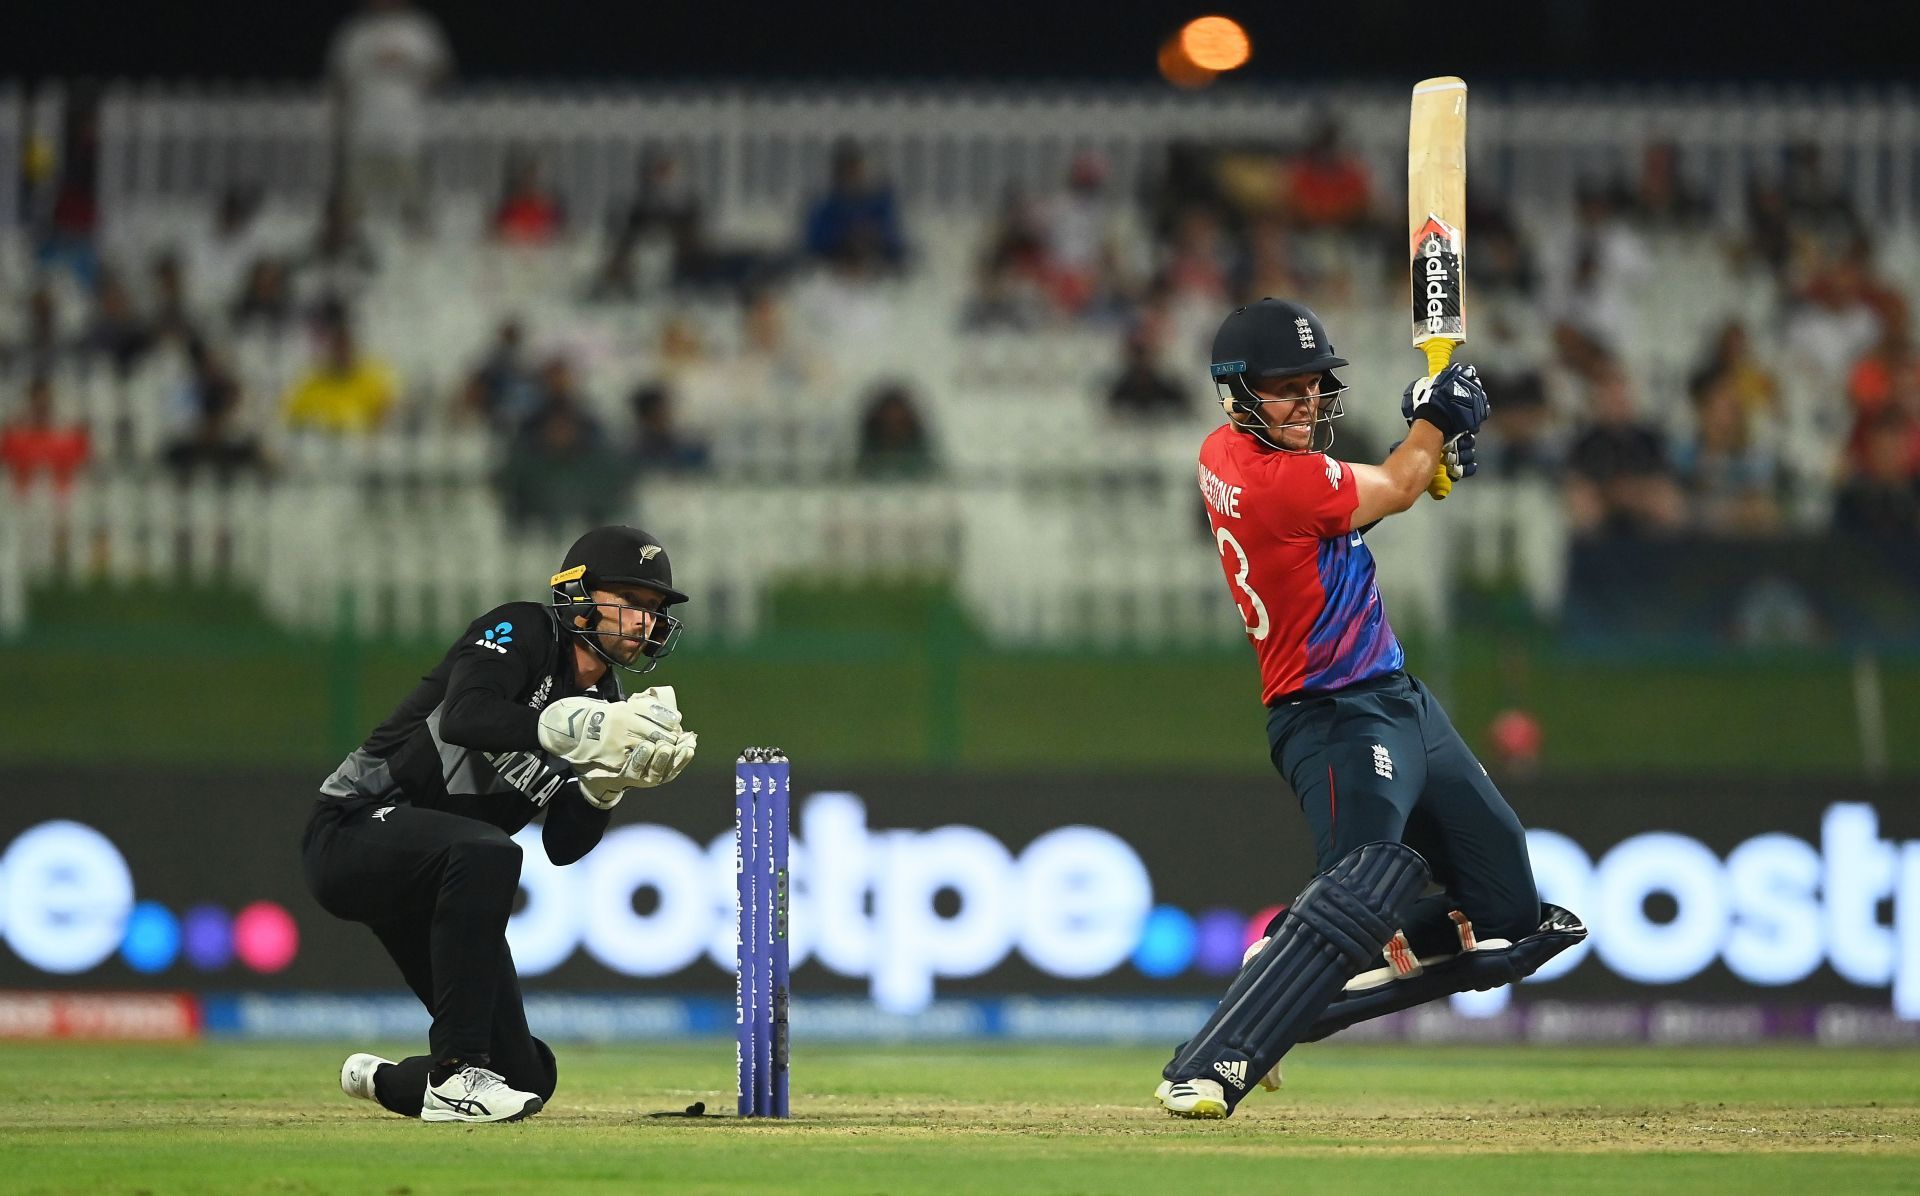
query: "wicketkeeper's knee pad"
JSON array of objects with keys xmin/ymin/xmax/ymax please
[
  {"xmin": 1162, "ymin": 841, "xmax": 1430, "ymax": 1111},
  {"xmin": 1301, "ymin": 903, "xmax": 1587, "ymax": 1043}
]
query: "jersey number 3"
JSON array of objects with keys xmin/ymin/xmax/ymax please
[{"xmin": 1215, "ymin": 526, "xmax": 1270, "ymax": 641}]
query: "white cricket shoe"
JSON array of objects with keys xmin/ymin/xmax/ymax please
[
  {"xmin": 1155, "ymin": 1078, "xmax": 1230, "ymax": 1119},
  {"xmin": 421, "ymin": 1065, "xmax": 543, "ymax": 1123},
  {"xmin": 340, "ymin": 1052, "xmax": 395, "ymax": 1103}
]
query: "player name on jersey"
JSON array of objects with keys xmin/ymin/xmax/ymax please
[{"xmin": 1198, "ymin": 463, "xmax": 1242, "ymax": 519}]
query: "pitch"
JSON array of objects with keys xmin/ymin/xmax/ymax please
[{"xmin": 3, "ymin": 1041, "xmax": 1916, "ymax": 1193}]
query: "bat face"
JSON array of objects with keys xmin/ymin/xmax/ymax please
[{"xmin": 1411, "ymin": 214, "xmax": 1464, "ymax": 344}]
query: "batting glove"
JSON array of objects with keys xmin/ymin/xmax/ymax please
[
  {"xmin": 1402, "ymin": 362, "xmax": 1488, "ymax": 439},
  {"xmin": 1443, "ymin": 432, "xmax": 1477, "ymax": 481}
]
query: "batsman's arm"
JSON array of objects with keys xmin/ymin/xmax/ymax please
[{"xmin": 1347, "ymin": 421, "xmax": 1445, "ymax": 528}]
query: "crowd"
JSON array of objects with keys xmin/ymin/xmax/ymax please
[
  {"xmin": 958, "ymin": 126, "xmax": 1920, "ymax": 540},
  {"xmin": 3, "ymin": 23, "xmax": 1917, "ymax": 544}
]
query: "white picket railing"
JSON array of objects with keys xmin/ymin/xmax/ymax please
[
  {"xmin": 0, "ymin": 449, "xmax": 1561, "ymax": 647},
  {"xmin": 81, "ymin": 83, "xmax": 1920, "ymax": 231}
]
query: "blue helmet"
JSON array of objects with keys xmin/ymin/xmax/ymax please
[{"xmin": 1210, "ymin": 299, "xmax": 1350, "ymax": 453}]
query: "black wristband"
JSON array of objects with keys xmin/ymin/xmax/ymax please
[{"xmin": 1410, "ymin": 406, "xmax": 1458, "ymax": 440}]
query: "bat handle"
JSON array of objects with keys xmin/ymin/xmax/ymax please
[{"xmin": 1423, "ymin": 340, "xmax": 1460, "ymax": 500}]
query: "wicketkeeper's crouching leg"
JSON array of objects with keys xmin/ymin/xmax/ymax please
[{"xmin": 1159, "ymin": 841, "xmax": 1430, "ymax": 1117}]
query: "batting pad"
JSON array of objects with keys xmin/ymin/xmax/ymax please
[
  {"xmin": 1301, "ymin": 903, "xmax": 1588, "ymax": 1043},
  {"xmin": 1162, "ymin": 841, "xmax": 1429, "ymax": 1111}
]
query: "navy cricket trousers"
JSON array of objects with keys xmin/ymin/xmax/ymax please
[{"xmin": 1266, "ymin": 670, "xmax": 1540, "ymax": 955}]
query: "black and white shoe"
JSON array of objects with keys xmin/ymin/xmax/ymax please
[
  {"xmin": 340, "ymin": 1052, "xmax": 395, "ymax": 1103},
  {"xmin": 421, "ymin": 1066, "xmax": 543, "ymax": 1124}
]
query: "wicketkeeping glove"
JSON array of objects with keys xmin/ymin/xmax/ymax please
[
  {"xmin": 576, "ymin": 730, "xmax": 698, "ymax": 809},
  {"xmin": 537, "ymin": 695, "xmax": 663, "ymax": 772},
  {"xmin": 623, "ymin": 685, "xmax": 683, "ymax": 732}
]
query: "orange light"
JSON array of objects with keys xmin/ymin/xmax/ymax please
[
  {"xmin": 1157, "ymin": 37, "xmax": 1216, "ymax": 90},
  {"xmin": 1179, "ymin": 16, "xmax": 1251, "ymax": 72}
]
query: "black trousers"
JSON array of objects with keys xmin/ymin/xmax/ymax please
[
  {"xmin": 1266, "ymin": 670, "xmax": 1540, "ymax": 955},
  {"xmin": 301, "ymin": 797, "xmax": 559, "ymax": 1117}
]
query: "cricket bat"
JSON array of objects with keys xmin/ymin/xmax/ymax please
[{"xmin": 1409, "ymin": 75, "xmax": 1468, "ymax": 500}]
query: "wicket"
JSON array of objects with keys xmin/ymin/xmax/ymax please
[{"xmin": 735, "ymin": 748, "xmax": 791, "ymax": 1118}]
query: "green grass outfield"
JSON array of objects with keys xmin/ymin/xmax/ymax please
[{"xmin": 3, "ymin": 1042, "xmax": 1917, "ymax": 1194}]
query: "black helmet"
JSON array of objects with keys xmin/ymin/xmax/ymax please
[
  {"xmin": 1209, "ymin": 299, "xmax": 1350, "ymax": 453},
  {"xmin": 550, "ymin": 525, "xmax": 687, "ymax": 674}
]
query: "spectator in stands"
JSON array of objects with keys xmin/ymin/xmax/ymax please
[
  {"xmin": 1475, "ymin": 370, "xmax": 1558, "ymax": 481},
  {"xmin": 327, "ymin": 0, "xmax": 452, "ymax": 226},
  {"xmin": 283, "ymin": 309, "xmax": 398, "ymax": 434},
  {"xmin": 1677, "ymin": 370, "xmax": 1782, "ymax": 536},
  {"xmin": 1846, "ymin": 321, "xmax": 1920, "ymax": 422},
  {"xmin": 1846, "ymin": 350, "xmax": 1920, "ymax": 477},
  {"xmin": 191, "ymin": 185, "xmax": 269, "ymax": 311},
  {"xmin": 491, "ymin": 148, "xmax": 566, "ymax": 245},
  {"xmin": 1, "ymin": 376, "xmax": 89, "ymax": 494},
  {"xmin": 299, "ymin": 191, "xmax": 380, "ymax": 299},
  {"xmin": 149, "ymin": 251, "xmax": 198, "ymax": 347},
  {"xmin": 1742, "ymin": 178, "xmax": 1799, "ymax": 281},
  {"xmin": 960, "ymin": 250, "xmax": 1049, "ymax": 333},
  {"xmin": 1472, "ymin": 202, "xmax": 1538, "ymax": 298},
  {"xmin": 611, "ymin": 149, "xmax": 701, "ymax": 282},
  {"xmin": 76, "ymin": 267, "xmax": 154, "ymax": 377},
  {"xmin": 500, "ymin": 357, "xmax": 623, "ymax": 526},
  {"xmin": 1035, "ymin": 152, "xmax": 1118, "ymax": 315},
  {"xmin": 163, "ymin": 338, "xmax": 264, "ymax": 484},
  {"xmin": 458, "ymin": 318, "xmax": 539, "ymax": 431},
  {"xmin": 1563, "ymin": 365, "xmax": 1688, "ymax": 536},
  {"xmin": 1280, "ymin": 118, "xmax": 1371, "ymax": 231},
  {"xmin": 230, "ymin": 257, "xmax": 298, "ymax": 334},
  {"xmin": 32, "ymin": 88, "xmax": 103, "ymax": 289},
  {"xmin": 1692, "ymin": 321, "xmax": 1778, "ymax": 422},
  {"xmin": 1234, "ymin": 215, "xmax": 1308, "ymax": 306},
  {"xmin": 1106, "ymin": 330, "xmax": 1189, "ymax": 420},
  {"xmin": 1833, "ymin": 409, "xmax": 1920, "ymax": 537},
  {"xmin": 961, "ymin": 189, "xmax": 1051, "ymax": 329},
  {"xmin": 1787, "ymin": 241, "xmax": 1887, "ymax": 378},
  {"xmin": 1627, "ymin": 142, "xmax": 1711, "ymax": 229},
  {"xmin": 803, "ymin": 140, "xmax": 905, "ymax": 269},
  {"xmin": 1547, "ymin": 186, "xmax": 1649, "ymax": 355},
  {"xmin": 1781, "ymin": 142, "xmax": 1861, "ymax": 244},
  {"xmin": 3, "ymin": 287, "xmax": 64, "ymax": 380},
  {"xmin": 629, "ymin": 382, "xmax": 710, "ymax": 473},
  {"xmin": 1160, "ymin": 206, "xmax": 1231, "ymax": 304},
  {"xmin": 855, "ymin": 383, "xmax": 935, "ymax": 479},
  {"xmin": 733, "ymin": 290, "xmax": 824, "ymax": 398}
]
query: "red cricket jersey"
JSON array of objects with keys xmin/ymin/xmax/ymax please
[{"xmin": 1197, "ymin": 424, "xmax": 1404, "ymax": 705}]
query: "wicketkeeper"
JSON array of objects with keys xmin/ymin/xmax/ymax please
[{"xmin": 303, "ymin": 525, "xmax": 698, "ymax": 1123}]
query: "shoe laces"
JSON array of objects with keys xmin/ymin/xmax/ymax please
[{"xmin": 458, "ymin": 1065, "xmax": 510, "ymax": 1094}]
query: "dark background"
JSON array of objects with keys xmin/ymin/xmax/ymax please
[{"xmin": 2, "ymin": 1, "xmax": 1913, "ymax": 85}]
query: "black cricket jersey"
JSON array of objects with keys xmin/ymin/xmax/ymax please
[{"xmin": 318, "ymin": 601, "xmax": 621, "ymax": 862}]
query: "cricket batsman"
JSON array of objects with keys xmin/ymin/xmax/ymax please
[
  {"xmin": 1155, "ymin": 299, "xmax": 1586, "ymax": 1118},
  {"xmin": 303, "ymin": 525, "xmax": 699, "ymax": 1123}
]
